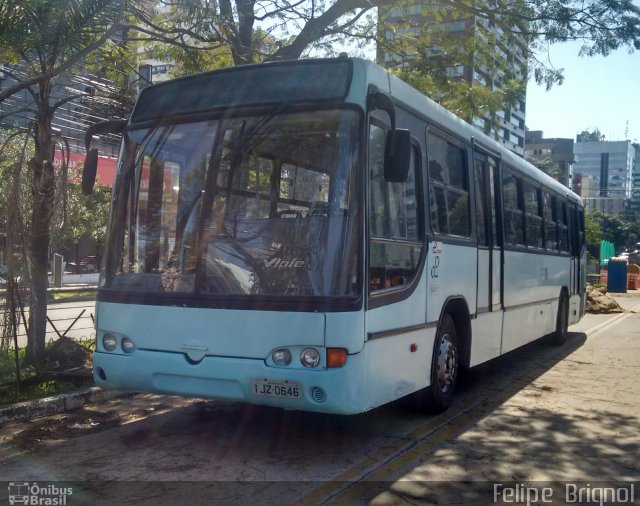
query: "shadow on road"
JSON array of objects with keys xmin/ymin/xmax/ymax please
[{"xmin": 4, "ymin": 329, "xmax": 638, "ymax": 503}]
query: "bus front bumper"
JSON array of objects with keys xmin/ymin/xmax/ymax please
[{"xmin": 93, "ymin": 349, "xmax": 374, "ymax": 415}]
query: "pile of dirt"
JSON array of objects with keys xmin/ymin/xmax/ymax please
[
  {"xmin": 586, "ymin": 284, "xmax": 625, "ymax": 314},
  {"xmin": 43, "ymin": 336, "xmax": 92, "ymax": 371}
]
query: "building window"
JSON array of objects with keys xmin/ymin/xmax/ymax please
[{"xmin": 446, "ymin": 65, "xmax": 465, "ymax": 77}]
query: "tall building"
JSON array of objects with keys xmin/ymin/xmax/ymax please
[
  {"xmin": 0, "ymin": 63, "xmax": 124, "ymax": 158},
  {"xmin": 633, "ymin": 143, "xmax": 640, "ymax": 197},
  {"xmin": 573, "ymin": 140, "xmax": 635, "ymax": 215},
  {"xmin": 524, "ymin": 130, "xmax": 574, "ymax": 187},
  {"xmin": 378, "ymin": 3, "xmax": 527, "ymax": 156},
  {"xmin": 626, "ymin": 143, "xmax": 640, "ymax": 218}
]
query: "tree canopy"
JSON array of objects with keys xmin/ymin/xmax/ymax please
[
  {"xmin": 577, "ymin": 128, "xmax": 606, "ymax": 142},
  {"xmin": 128, "ymin": 0, "xmax": 640, "ymax": 71},
  {"xmin": 122, "ymin": 0, "xmax": 640, "ymax": 125}
]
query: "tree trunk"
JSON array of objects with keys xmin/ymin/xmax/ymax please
[
  {"xmin": 25, "ymin": 82, "xmax": 56, "ymax": 368},
  {"xmin": 236, "ymin": 0, "xmax": 256, "ymax": 65},
  {"xmin": 266, "ymin": 0, "xmax": 371, "ymax": 62}
]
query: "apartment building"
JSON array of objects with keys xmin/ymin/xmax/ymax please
[
  {"xmin": 0, "ymin": 63, "xmax": 124, "ymax": 158},
  {"xmin": 378, "ymin": 3, "xmax": 527, "ymax": 156},
  {"xmin": 573, "ymin": 140, "xmax": 635, "ymax": 215},
  {"xmin": 524, "ymin": 130, "xmax": 575, "ymax": 187}
]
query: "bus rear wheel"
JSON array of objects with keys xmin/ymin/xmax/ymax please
[
  {"xmin": 415, "ymin": 313, "xmax": 459, "ymax": 413},
  {"xmin": 549, "ymin": 294, "xmax": 569, "ymax": 346}
]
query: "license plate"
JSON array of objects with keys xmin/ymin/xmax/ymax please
[{"xmin": 251, "ymin": 379, "xmax": 303, "ymax": 399}]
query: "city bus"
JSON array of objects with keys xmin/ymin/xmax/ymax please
[{"xmin": 83, "ymin": 57, "xmax": 586, "ymax": 415}]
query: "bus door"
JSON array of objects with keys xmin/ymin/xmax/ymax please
[
  {"xmin": 473, "ymin": 150, "xmax": 503, "ymax": 313},
  {"xmin": 569, "ymin": 202, "xmax": 582, "ymax": 296}
]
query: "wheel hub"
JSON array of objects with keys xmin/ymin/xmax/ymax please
[{"xmin": 437, "ymin": 334, "xmax": 457, "ymax": 393}]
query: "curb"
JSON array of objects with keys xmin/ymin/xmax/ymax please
[{"xmin": 0, "ymin": 387, "xmax": 132, "ymax": 425}]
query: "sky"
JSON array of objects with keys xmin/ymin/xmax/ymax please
[{"xmin": 526, "ymin": 41, "xmax": 640, "ymax": 143}]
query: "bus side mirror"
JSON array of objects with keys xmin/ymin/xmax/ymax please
[
  {"xmin": 82, "ymin": 119, "xmax": 126, "ymax": 195},
  {"xmin": 82, "ymin": 148, "xmax": 99, "ymax": 195},
  {"xmin": 384, "ymin": 129, "xmax": 411, "ymax": 183}
]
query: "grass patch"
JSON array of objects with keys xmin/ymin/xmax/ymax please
[
  {"xmin": 0, "ymin": 347, "xmax": 29, "ymax": 382},
  {"xmin": 0, "ymin": 342, "xmax": 94, "ymax": 405},
  {"xmin": 51, "ymin": 290, "xmax": 96, "ymax": 300},
  {"xmin": 74, "ymin": 336, "xmax": 96, "ymax": 351}
]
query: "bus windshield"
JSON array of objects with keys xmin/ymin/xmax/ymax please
[{"xmin": 102, "ymin": 109, "xmax": 362, "ymax": 299}]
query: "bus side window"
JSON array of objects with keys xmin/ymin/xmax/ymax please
[
  {"xmin": 578, "ymin": 206, "xmax": 585, "ymax": 253},
  {"xmin": 524, "ymin": 182, "xmax": 543, "ymax": 249},
  {"xmin": 569, "ymin": 203, "xmax": 581, "ymax": 256},
  {"xmin": 502, "ymin": 170, "xmax": 524, "ymax": 246},
  {"xmin": 558, "ymin": 200, "xmax": 569, "ymax": 252},
  {"xmin": 427, "ymin": 133, "xmax": 470, "ymax": 237},
  {"xmin": 369, "ymin": 123, "xmax": 423, "ymax": 293},
  {"xmin": 543, "ymin": 192, "xmax": 557, "ymax": 250}
]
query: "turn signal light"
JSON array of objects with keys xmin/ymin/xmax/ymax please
[{"xmin": 327, "ymin": 348, "xmax": 347, "ymax": 368}]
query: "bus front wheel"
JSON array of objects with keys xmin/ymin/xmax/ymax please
[{"xmin": 415, "ymin": 313, "xmax": 459, "ymax": 413}]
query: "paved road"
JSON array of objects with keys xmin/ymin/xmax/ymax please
[{"xmin": 1, "ymin": 296, "xmax": 638, "ymax": 505}]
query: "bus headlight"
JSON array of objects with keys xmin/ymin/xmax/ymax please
[
  {"xmin": 121, "ymin": 337, "xmax": 136, "ymax": 354},
  {"xmin": 301, "ymin": 348, "xmax": 320, "ymax": 368},
  {"xmin": 103, "ymin": 333, "xmax": 117, "ymax": 352},
  {"xmin": 272, "ymin": 348, "xmax": 292, "ymax": 366}
]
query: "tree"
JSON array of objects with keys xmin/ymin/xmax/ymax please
[
  {"xmin": 589, "ymin": 211, "xmax": 639, "ymax": 253},
  {"xmin": 52, "ymin": 184, "xmax": 111, "ymax": 263},
  {"xmin": 0, "ymin": 0, "xmax": 127, "ymax": 366},
  {"xmin": 131, "ymin": 0, "xmax": 640, "ymax": 75},
  {"xmin": 0, "ymin": 132, "xmax": 33, "ymax": 283},
  {"xmin": 577, "ymin": 128, "xmax": 606, "ymax": 142},
  {"xmin": 584, "ymin": 211, "xmax": 602, "ymax": 258},
  {"xmin": 126, "ymin": 0, "xmax": 639, "ymax": 124},
  {"xmin": 378, "ymin": 3, "xmax": 529, "ymax": 124}
]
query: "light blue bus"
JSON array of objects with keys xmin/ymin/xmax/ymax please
[{"xmin": 84, "ymin": 58, "xmax": 585, "ymax": 414}]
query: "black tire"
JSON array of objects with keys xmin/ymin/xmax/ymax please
[
  {"xmin": 414, "ymin": 313, "xmax": 459, "ymax": 413},
  {"xmin": 549, "ymin": 294, "xmax": 569, "ymax": 346}
]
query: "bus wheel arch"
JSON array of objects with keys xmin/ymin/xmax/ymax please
[
  {"xmin": 415, "ymin": 297, "xmax": 471, "ymax": 413},
  {"xmin": 439, "ymin": 297, "xmax": 472, "ymax": 372}
]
